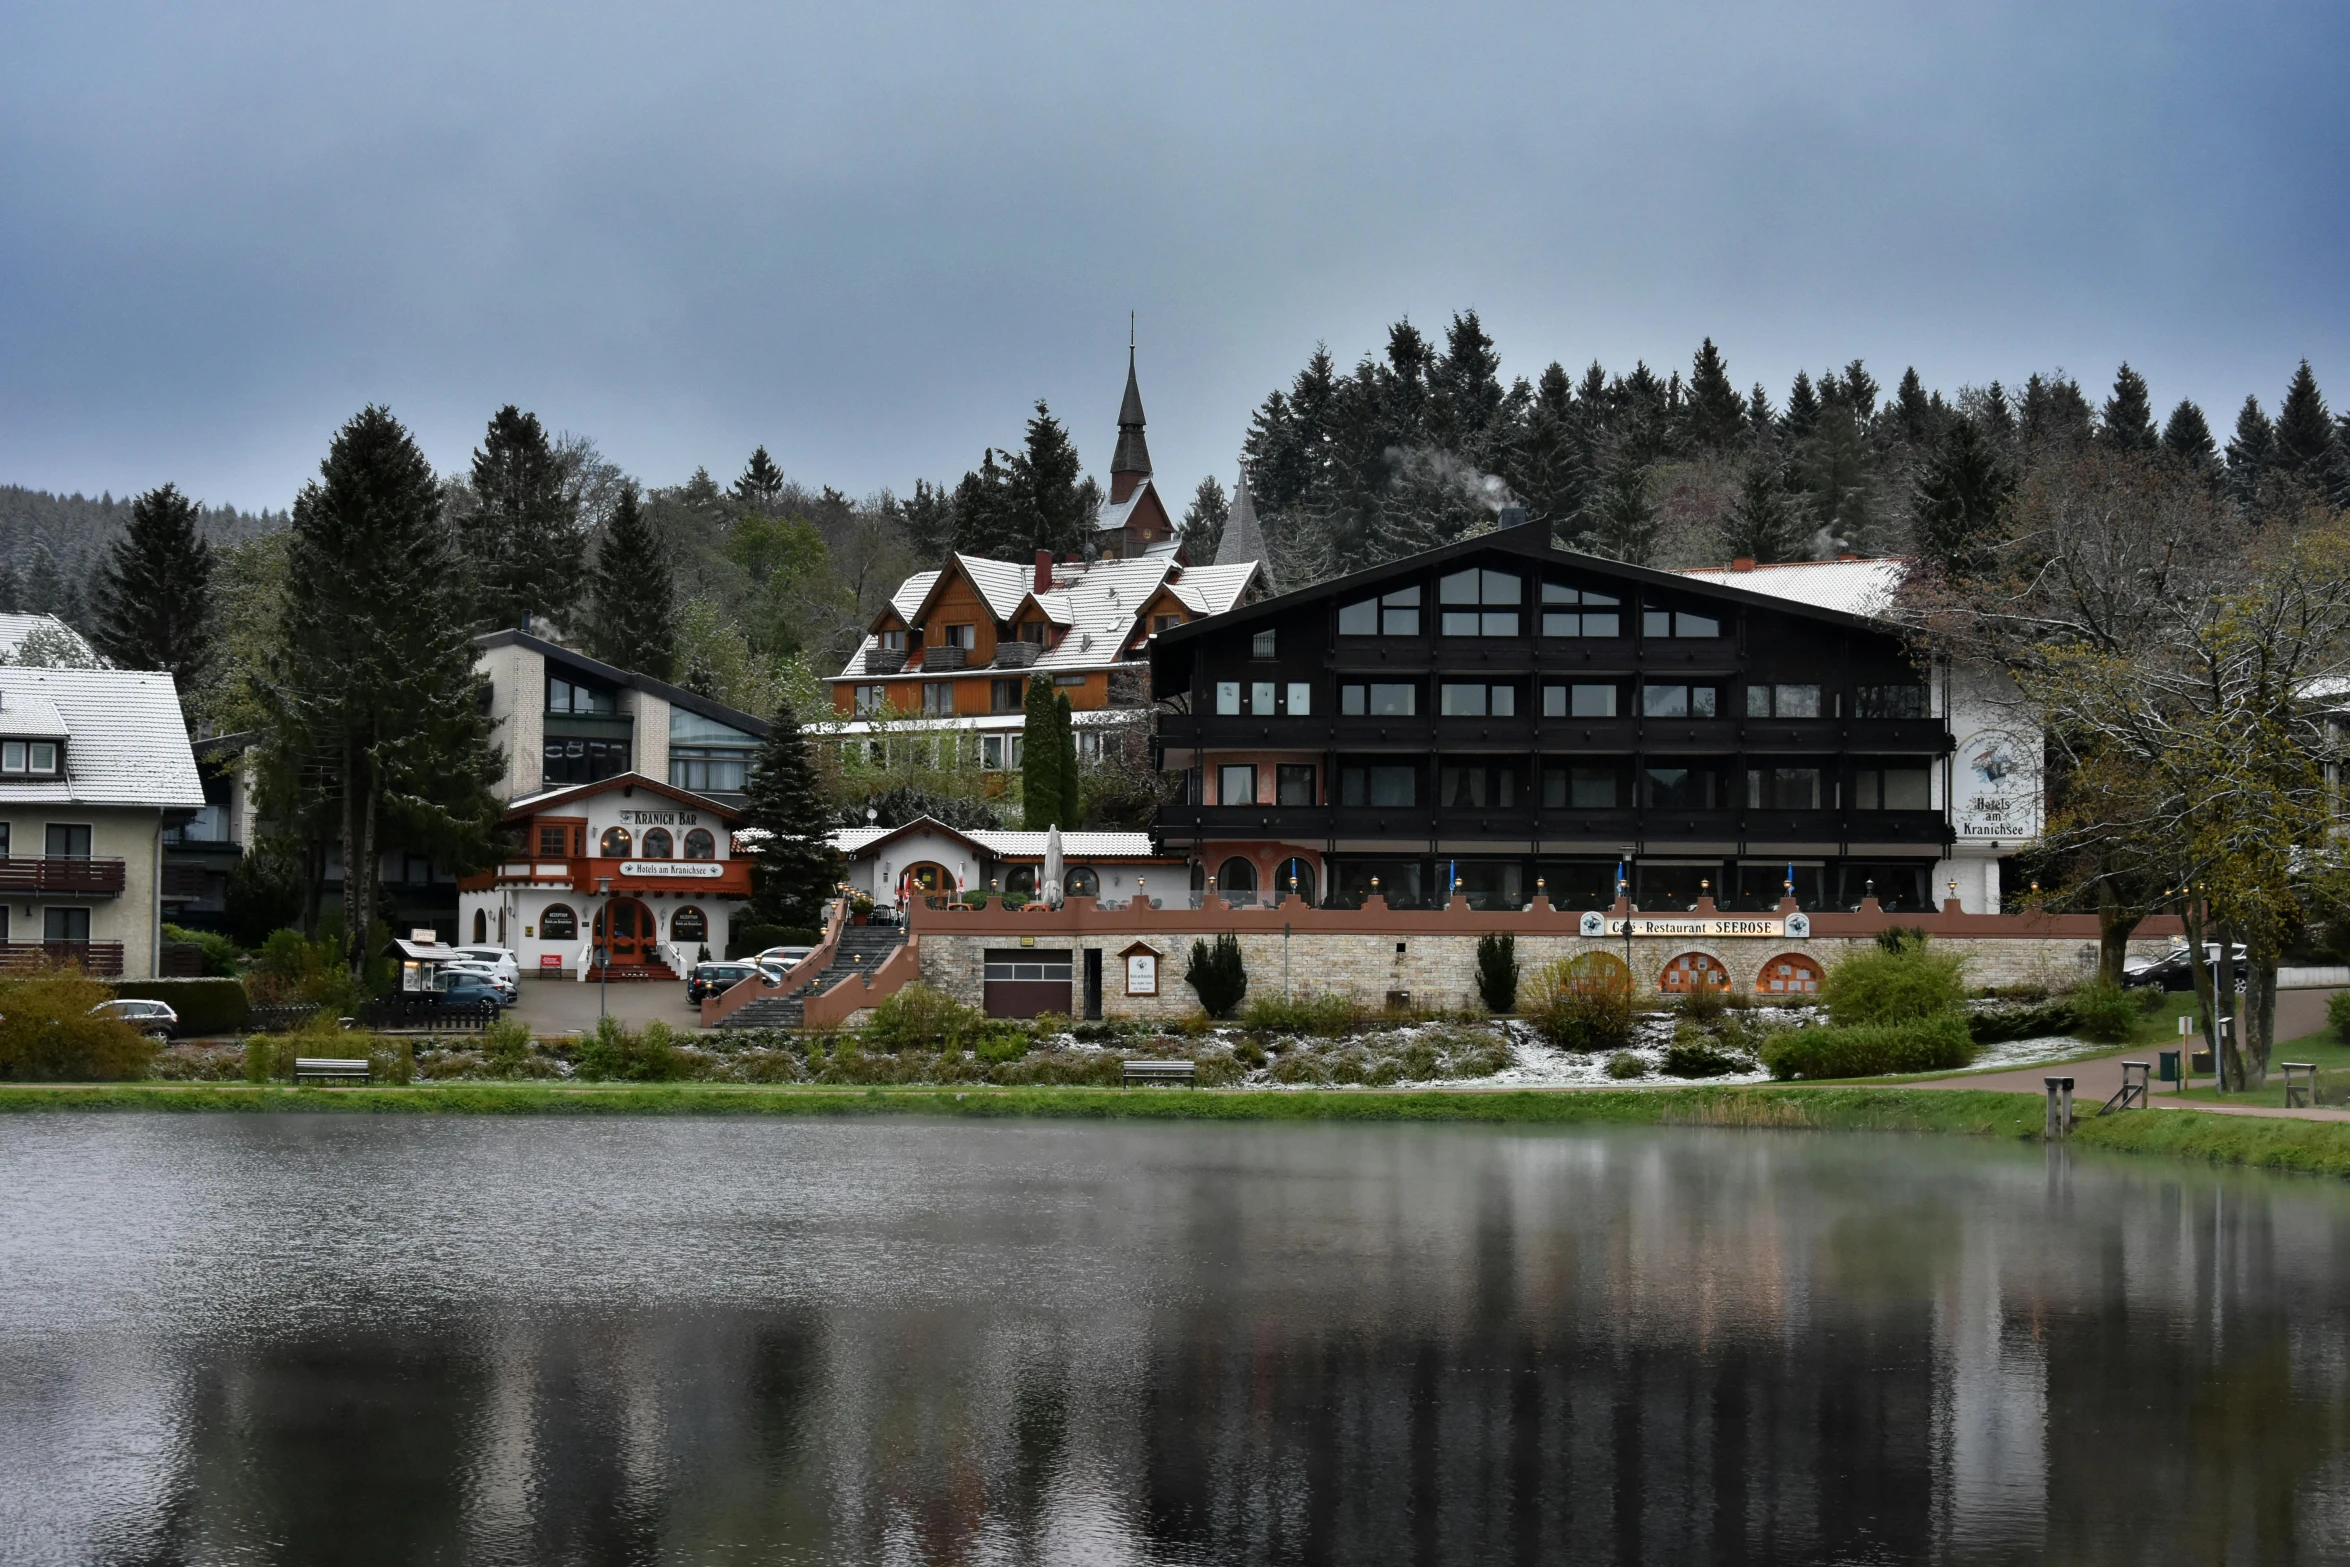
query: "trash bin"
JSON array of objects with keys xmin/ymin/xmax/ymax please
[
  {"xmin": 2159, "ymin": 1050, "xmax": 2180, "ymax": 1083},
  {"xmin": 2191, "ymin": 1049, "xmax": 2215, "ymax": 1075}
]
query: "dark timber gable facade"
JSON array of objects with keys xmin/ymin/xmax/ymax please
[{"xmin": 1148, "ymin": 517, "xmax": 1963, "ymax": 915}]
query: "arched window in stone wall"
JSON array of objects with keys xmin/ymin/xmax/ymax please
[
  {"xmin": 1757, "ymin": 953, "xmax": 1822, "ymax": 996},
  {"xmin": 1659, "ymin": 952, "xmax": 1731, "ymax": 994}
]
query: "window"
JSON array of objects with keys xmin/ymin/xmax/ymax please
[
  {"xmin": 1338, "ymin": 585, "xmax": 1422, "ymax": 636},
  {"xmin": 3, "ymin": 740, "xmax": 62, "ymax": 776},
  {"xmin": 1438, "ymin": 763, "xmax": 1521, "ymax": 809},
  {"xmin": 2, "ymin": 743, "xmax": 20, "ymax": 775},
  {"xmin": 1218, "ymin": 764, "xmax": 1258, "ymax": 805},
  {"xmin": 1855, "ymin": 765, "xmax": 1933, "ymax": 810},
  {"xmin": 599, "ymin": 827, "xmax": 632, "ymax": 858},
  {"xmin": 878, "ymin": 629, "xmax": 907, "ymax": 651},
  {"xmin": 546, "ymin": 677, "xmax": 617, "ymax": 716},
  {"xmin": 1251, "ymin": 681, "xmax": 1277, "ymax": 714},
  {"xmin": 983, "ymin": 950, "xmax": 1075, "ymax": 981},
  {"xmin": 1855, "ymin": 683, "xmax": 1929, "ymax": 718},
  {"xmin": 1054, "ymin": 674, "xmax": 1084, "ymax": 687},
  {"xmin": 853, "ymin": 684, "xmax": 887, "ymax": 713},
  {"xmin": 671, "ymin": 905, "xmax": 708, "ymax": 943},
  {"xmin": 943, "ymin": 623, "xmax": 977, "ymax": 650},
  {"xmin": 1438, "ymin": 569, "xmax": 1522, "ymax": 635},
  {"xmin": 1340, "ymin": 766, "xmax": 1418, "ymax": 806},
  {"xmin": 541, "ymin": 904, "xmax": 578, "ymax": 940},
  {"xmin": 1544, "ymin": 683, "xmax": 1617, "ymax": 718},
  {"xmin": 1643, "ymin": 765, "xmax": 1721, "ymax": 809},
  {"xmin": 991, "ymin": 679, "xmax": 1022, "ymax": 713},
  {"xmin": 670, "ymin": 749, "xmax": 750, "ymax": 793},
  {"xmin": 1252, "ymin": 629, "xmax": 1277, "ymax": 659},
  {"xmin": 922, "ymin": 682, "xmax": 954, "ymax": 715},
  {"xmin": 1746, "ymin": 767, "xmax": 1824, "ymax": 810},
  {"xmin": 1544, "ymin": 765, "xmax": 1619, "ymax": 808},
  {"xmin": 1216, "ymin": 681, "xmax": 1241, "ymax": 715},
  {"xmin": 1066, "ymin": 866, "xmax": 1098, "ymax": 898},
  {"xmin": 1286, "ymin": 682, "xmax": 1311, "ymax": 716},
  {"xmin": 1540, "ymin": 582, "xmax": 1623, "ymax": 638},
  {"xmin": 1215, "ymin": 858, "xmax": 1259, "ymax": 904},
  {"xmin": 1019, "ymin": 621, "xmax": 1052, "ymax": 645},
  {"xmin": 982, "ymin": 734, "xmax": 1027, "ymax": 771},
  {"xmin": 1276, "ymin": 764, "xmax": 1316, "ymax": 805},
  {"xmin": 1641, "ymin": 684, "xmax": 1719, "ymax": 719},
  {"xmin": 1641, "ymin": 608, "xmax": 1722, "ymax": 638},
  {"xmin": 43, "ymin": 906, "xmax": 89, "ymax": 942},
  {"xmin": 641, "ymin": 828, "xmax": 674, "ymax": 858},
  {"xmin": 536, "ymin": 824, "xmax": 570, "ymax": 857},
  {"xmin": 1745, "ymin": 683, "xmax": 1822, "ymax": 718},
  {"xmin": 1340, "ymin": 682, "xmax": 1417, "ymax": 716},
  {"xmin": 1439, "ymin": 682, "xmax": 1516, "ymax": 717},
  {"xmin": 44, "ymin": 824, "xmax": 90, "ymax": 858},
  {"xmin": 544, "ymin": 738, "xmax": 629, "ymax": 785},
  {"xmin": 1152, "ymin": 614, "xmax": 1181, "ymax": 634},
  {"xmin": 1077, "ymin": 729, "xmax": 1106, "ymax": 764},
  {"xmin": 684, "ymin": 829, "xmax": 716, "ymax": 859}
]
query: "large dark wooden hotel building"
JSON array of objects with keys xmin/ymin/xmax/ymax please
[{"xmin": 1149, "ymin": 514, "xmax": 2020, "ymax": 916}]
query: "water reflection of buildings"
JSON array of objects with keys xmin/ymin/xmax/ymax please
[{"xmin": 11, "ymin": 1122, "xmax": 2350, "ymax": 1563}]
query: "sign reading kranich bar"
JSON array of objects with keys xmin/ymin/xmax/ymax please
[
  {"xmin": 1577, "ymin": 912, "xmax": 1811, "ymax": 939},
  {"xmin": 617, "ymin": 861, "xmax": 726, "ymax": 878}
]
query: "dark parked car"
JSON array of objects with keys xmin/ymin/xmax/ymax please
[
  {"xmin": 688, "ymin": 962, "xmax": 761, "ymax": 1005},
  {"xmin": 2123, "ymin": 943, "xmax": 2248, "ymax": 992},
  {"xmin": 435, "ymin": 972, "xmax": 506, "ymax": 1012}
]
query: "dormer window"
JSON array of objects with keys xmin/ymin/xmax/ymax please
[
  {"xmin": 1, "ymin": 741, "xmax": 60, "ymax": 776},
  {"xmin": 878, "ymin": 629, "xmax": 907, "ymax": 652}
]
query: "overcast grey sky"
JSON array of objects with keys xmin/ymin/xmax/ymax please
[{"xmin": 3, "ymin": 1, "xmax": 2346, "ymax": 513}]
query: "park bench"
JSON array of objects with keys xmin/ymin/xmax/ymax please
[
  {"xmin": 2284, "ymin": 1062, "xmax": 2318, "ymax": 1109},
  {"xmin": 1122, "ymin": 1059, "xmax": 1197, "ymax": 1088},
  {"xmin": 293, "ymin": 1056, "xmax": 371, "ymax": 1086}
]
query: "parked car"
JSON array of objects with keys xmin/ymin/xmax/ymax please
[
  {"xmin": 757, "ymin": 945, "xmax": 816, "ymax": 972},
  {"xmin": 452, "ymin": 945, "xmax": 521, "ymax": 986},
  {"xmin": 443, "ymin": 960, "xmax": 518, "ymax": 1002},
  {"xmin": 91, "ymin": 998, "xmax": 178, "ymax": 1038},
  {"xmin": 435, "ymin": 972, "xmax": 506, "ymax": 1012},
  {"xmin": 688, "ymin": 961, "xmax": 762, "ymax": 1005},
  {"xmin": 2123, "ymin": 942, "xmax": 2250, "ymax": 991}
]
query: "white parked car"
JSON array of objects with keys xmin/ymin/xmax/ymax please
[
  {"xmin": 92, "ymin": 998, "xmax": 178, "ymax": 1038},
  {"xmin": 452, "ymin": 946, "xmax": 521, "ymax": 986},
  {"xmin": 758, "ymin": 945, "xmax": 816, "ymax": 970}
]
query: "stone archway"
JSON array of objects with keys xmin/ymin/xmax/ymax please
[
  {"xmin": 1756, "ymin": 952, "xmax": 1823, "ymax": 997},
  {"xmin": 1659, "ymin": 951, "xmax": 1732, "ymax": 994}
]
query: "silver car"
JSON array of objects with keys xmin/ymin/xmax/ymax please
[{"xmin": 92, "ymin": 998, "xmax": 179, "ymax": 1039}]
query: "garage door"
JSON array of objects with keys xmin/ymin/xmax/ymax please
[{"xmin": 983, "ymin": 948, "xmax": 1073, "ymax": 1018}]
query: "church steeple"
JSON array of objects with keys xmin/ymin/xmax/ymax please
[{"xmin": 1110, "ymin": 327, "xmax": 1152, "ymax": 504}]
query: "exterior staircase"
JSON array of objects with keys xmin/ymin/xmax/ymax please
[
  {"xmin": 721, "ymin": 925, "xmax": 906, "ymax": 1030},
  {"xmin": 585, "ymin": 961, "xmax": 680, "ymax": 983}
]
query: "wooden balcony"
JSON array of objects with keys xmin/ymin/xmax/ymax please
[
  {"xmin": 0, "ymin": 941, "xmax": 125, "ymax": 976},
  {"xmin": 0, "ymin": 858, "xmax": 127, "ymax": 896}
]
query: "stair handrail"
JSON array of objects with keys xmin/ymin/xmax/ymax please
[
  {"xmin": 802, "ymin": 940, "xmax": 921, "ymax": 1030},
  {"xmin": 698, "ymin": 897, "xmax": 849, "ymax": 1027}
]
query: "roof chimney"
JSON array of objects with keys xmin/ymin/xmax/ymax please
[
  {"xmin": 1731, "ymin": 556, "xmax": 1755, "ymax": 573},
  {"xmin": 1034, "ymin": 549, "xmax": 1053, "ymax": 593},
  {"xmin": 1838, "ymin": 552, "xmax": 1858, "ymax": 563},
  {"xmin": 1497, "ymin": 503, "xmax": 1527, "ymax": 529}
]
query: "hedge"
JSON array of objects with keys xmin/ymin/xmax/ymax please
[
  {"xmin": 1761, "ymin": 1013, "xmax": 1976, "ymax": 1081},
  {"xmin": 112, "ymin": 977, "xmax": 250, "ymax": 1036}
]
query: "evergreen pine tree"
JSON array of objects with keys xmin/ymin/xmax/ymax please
[
  {"xmin": 1913, "ymin": 418, "xmax": 2013, "ymax": 576},
  {"xmin": 263, "ymin": 406, "xmax": 503, "ymax": 975},
  {"xmin": 1685, "ymin": 338, "xmax": 1745, "ymax": 451},
  {"xmin": 583, "ymin": 484, "xmax": 676, "ymax": 678},
  {"xmin": 951, "ymin": 449, "xmax": 1018, "ymax": 556},
  {"xmin": 1008, "ymin": 401, "xmax": 1095, "ymax": 558},
  {"xmin": 1892, "ymin": 368, "xmax": 1936, "ymax": 447},
  {"xmin": 2098, "ymin": 364, "xmax": 2159, "ymax": 451},
  {"xmin": 2162, "ymin": 400, "xmax": 2218, "ymax": 470},
  {"xmin": 1055, "ymin": 691, "xmax": 1080, "ymax": 827},
  {"xmin": 1794, "ymin": 407, "xmax": 1881, "ymax": 552},
  {"xmin": 1504, "ymin": 362, "xmax": 1588, "ymax": 530},
  {"xmin": 1429, "ymin": 310, "xmax": 1505, "ymax": 454},
  {"xmin": 733, "ymin": 447, "xmax": 786, "ymax": 512},
  {"xmin": 1180, "ymin": 476, "xmax": 1229, "ymax": 560},
  {"xmin": 463, "ymin": 406, "xmax": 585, "ymax": 630},
  {"xmin": 1978, "ymin": 381, "xmax": 2016, "ymax": 445},
  {"xmin": 1783, "ymin": 372, "xmax": 1821, "ymax": 442},
  {"xmin": 1720, "ymin": 457, "xmax": 1807, "ymax": 564},
  {"xmin": 2226, "ymin": 395, "xmax": 2275, "ymax": 507},
  {"xmin": 1021, "ymin": 675, "xmax": 1062, "ymax": 830},
  {"xmin": 742, "ymin": 701, "xmax": 843, "ymax": 928},
  {"xmin": 2272, "ymin": 361, "xmax": 2339, "ymax": 482},
  {"xmin": 90, "ymin": 482, "xmax": 215, "ymax": 693},
  {"xmin": 2020, "ymin": 373, "xmax": 2093, "ymax": 447},
  {"xmin": 1744, "ymin": 384, "xmax": 1777, "ymax": 445},
  {"xmin": 1577, "ymin": 459, "xmax": 1659, "ymax": 563},
  {"xmin": 20, "ymin": 544, "xmax": 67, "ymax": 616},
  {"xmin": 890, "ymin": 478, "xmax": 958, "ymax": 565}
]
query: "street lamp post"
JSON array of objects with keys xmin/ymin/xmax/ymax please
[
  {"xmin": 1618, "ymin": 845, "xmax": 1635, "ymax": 982},
  {"xmin": 596, "ymin": 875, "xmax": 612, "ymax": 1023}
]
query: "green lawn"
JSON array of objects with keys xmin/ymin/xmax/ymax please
[{"xmin": 2171, "ymin": 1029, "xmax": 2350, "ymax": 1109}]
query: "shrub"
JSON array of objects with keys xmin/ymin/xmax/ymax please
[
  {"xmin": 367, "ymin": 1037, "xmax": 416, "ymax": 1086},
  {"xmin": 163, "ymin": 923, "xmax": 243, "ymax": 977},
  {"xmin": 1822, "ymin": 941, "xmax": 1967, "ymax": 1026},
  {"xmin": 1967, "ymin": 1000, "xmax": 2077, "ymax": 1044},
  {"xmin": 974, "ymin": 1031, "xmax": 1029, "ymax": 1064},
  {"xmin": 865, "ymin": 983, "xmax": 992, "ymax": 1051},
  {"xmin": 2067, "ymin": 983, "xmax": 2139, "ymax": 1044},
  {"xmin": 479, "ymin": 1016, "xmax": 538, "ymax": 1077},
  {"xmin": 112, "ymin": 977, "xmax": 250, "ymax": 1036},
  {"xmin": 574, "ymin": 1017, "xmax": 692, "ymax": 1081},
  {"xmin": 1186, "ymin": 934, "xmax": 1248, "ymax": 1019},
  {"xmin": 1673, "ymin": 984, "xmax": 1727, "ymax": 1024},
  {"xmin": 1526, "ymin": 956, "xmax": 1635, "ymax": 1052},
  {"xmin": 2332, "ymin": 991, "xmax": 2350, "ymax": 1045},
  {"xmin": 1663, "ymin": 1028, "xmax": 1751, "ymax": 1078},
  {"xmin": 1760, "ymin": 1014, "xmax": 1976, "ymax": 1080},
  {"xmin": 246, "ymin": 929, "xmax": 366, "ymax": 1013},
  {"xmin": 1242, "ymin": 991, "xmax": 1363, "ymax": 1036},
  {"xmin": 243, "ymin": 1035, "xmax": 274, "ymax": 1083},
  {"xmin": 1606, "ymin": 1051, "xmax": 1648, "ymax": 1079},
  {"xmin": 1876, "ymin": 925, "xmax": 1931, "ymax": 953},
  {"xmin": 1475, "ymin": 933, "xmax": 1520, "ymax": 1014},
  {"xmin": 1233, "ymin": 1037, "xmax": 1267, "ymax": 1068},
  {"xmin": 0, "ymin": 966, "xmax": 154, "ymax": 1081}
]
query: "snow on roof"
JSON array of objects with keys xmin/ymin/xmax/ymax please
[
  {"xmin": 830, "ymin": 822, "xmax": 1158, "ymax": 858},
  {"xmin": 954, "ymin": 554, "xmax": 1034, "ymax": 622},
  {"xmin": 0, "ymin": 666, "xmax": 202, "ymax": 809},
  {"xmin": 0, "ymin": 614, "xmax": 102, "ymax": 664},
  {"xmin": 887, "ymin": 570, "xmax": 940, "ymax": 626},
  {"xmin": 1676, "ymin": 557, "xmax": 1905, "ymax": 620},
  {"xmin": 1166, "ymin": 561, "xmax": 1258, "ymax": 616},
  {"xmin": 1028, "ymin": 555, "xmax": 1177, "ymax": 673},
  {"xmin": 1095, "ymin": 485, "xmax": 1150, "ymax": 533}
]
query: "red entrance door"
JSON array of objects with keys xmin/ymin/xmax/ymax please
[{"xmin": 595, "ymin": 898, "xmax": 654, "ymax": 965}]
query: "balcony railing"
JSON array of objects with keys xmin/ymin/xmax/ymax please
[
  {"xmin": 1161, "ymin": 713, "xmax": 1955, "ymax": 755},
  {"xmin": 1156, "ymin": 806, "xmax": 1952, "ymax": 847},
  {"xmin": 0, "ymin": 858, "xmax": 127, "ymax": 896},
  {"xmin": 0, "ymin": 941, "xmax": 124, "ymax": 976}
]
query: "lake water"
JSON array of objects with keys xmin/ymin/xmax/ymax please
[{"xmin": 3, "ymin": 1113, "xmax": 2348, "ymax": 1565}]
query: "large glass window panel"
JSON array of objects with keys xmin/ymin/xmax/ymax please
[
  {"xmin": 1217, "ymin": 764, "xmax": 1257, "ymax": 805},
  {"xmin": 1636, "ymin": 862, "xmax": 1715, "ymax": 910},
  {"xmin": 1286, "ymin": 682, "xmax": 1311, "ymax": 715},
  {"xmin": 1489, "ymin": 684, "xmax": 1515, "ymax": 717},
  {"xmin": 1732, "ymin": 861, "xmax": 1825, "ymax": 911},
  {"xmin": 1440, "ymin": 683, "xmax": 1487, "ymax": 716},
  {"xmin": 1534, "ymin": 860, "xmax": 1618, "ymax": 910},
  {"xmin": 1448, "ymin": 859, "xmax": 1524, "ymax": 911},
  {"xmin": 1341, "ymin": 684, "xmax": 1366, "ymax": 716},
  {"xmin": 1368, "ymin": 683, "xmax": 1415, "ymax": 716},
  {"xmin": 1644, "ymin": 765, "xmax": 1719, "ymax": 809},
  {"xmin": 1440, "ymin": 570, "xmax": 1481, "ymax": 604},
  {"xmin": 1216, "ymin": 681, "xmax": 1240, "ymax": 715},
  {"xmin": 1333, "ymin": 860, "xmax": 1425, "ymax": 909},
  {"xmin": 1572, "ymin": 684, "xmax": 1615, "ymax": 717},
  {"xmin": 1276, "ymin": 764, "xmax": 1316, "ymax": 805},
  {"xmin": 1339, "ymin": 600, "xmax": 1378, "ymax": 635},
  {"xmin": 1746, "ymin": 766, "xmax": 1823, "ymax": 810},
  {"xmin": 1368, "ymin": 766, "xmax": 1416, "ymax": 806},
  {"xmin": 1251, "ymin": 682, "xmax": 1276, "ymax": 714}
]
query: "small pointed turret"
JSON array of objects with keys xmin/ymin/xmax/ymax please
[
  {"xmin": 1215, "ymin": 468, "xmax": 1272, "ymax": 588},
  {"xmin": 1110, "ymin": 341, "xmax": 1152, "ymax": 503}
]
